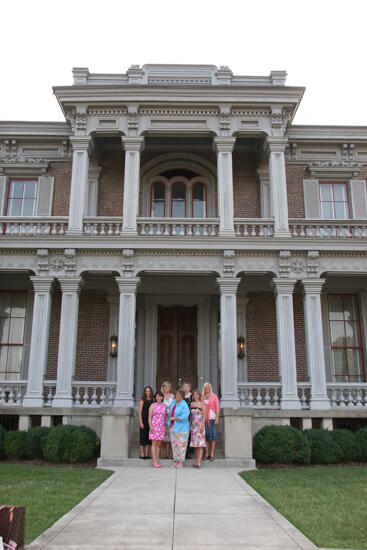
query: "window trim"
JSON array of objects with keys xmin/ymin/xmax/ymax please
[
  {"xmin": 170, "ymin": 177, "xmax": 188, "ymax": 218},
  {"xmin": 0, "ymin": 290, "xmax": 27, "ymax": 381},
  {"xmin": 5, "ymin": 178, "xmax": 38, "ymax": 217},
  {"xmin": 191, "ymin": 178, "xmax": 208, "ymax": 219},
  {"xmin": 327, "ymin": 293, "xmax": 366, "ymax": 383},
  {"xmin": 318, "ymin": 181, "xmax": 351, "ymax": 220},
  {"xmin": 150, "ymin": 177, "xmax": 167, "ymax": 218}
]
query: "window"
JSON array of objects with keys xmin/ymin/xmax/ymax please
[
  {"xmin": 0, "ymin": 292, "xmax": 27, "ymax": 380},
  {"xmin": 6, "ymin": 179, "xmax": 37, "ymax": 216},
  {"xmin": 327, "ymin": 294, "xmax": 365, "ymax": 382},
  {"xmin": 171, "ymin": 181, "xmax": 186, "ymax": 217},
  {"xmin": 319, "ymin": 182, "xmax": 349, "ymax": 220},
  {"xmin": 151, "ymin": 180, "xmax": 166, "ymax": 217},
  {"xmin": 192, "ymin": 181, "xmax": 207, "ymax": 218}
]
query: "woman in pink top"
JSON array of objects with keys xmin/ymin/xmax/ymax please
[{"xmin": 202, "ymin": 382, "xmax": 219, "ymax": 461}]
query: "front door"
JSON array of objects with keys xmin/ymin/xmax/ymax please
[{"xmin": 156, "ymin": 305, "xmax": 197, "ymax": 390}]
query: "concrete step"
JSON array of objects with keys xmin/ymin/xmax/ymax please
[
  {"xmin": 129, "ymin": 447, "xmax": 224, "ymax": 459},
  {"xmin": 97, "ymin": 457, "xmax": 256, "ymax": 470}
]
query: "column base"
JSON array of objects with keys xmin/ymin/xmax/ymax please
[
  {"xmin": 66, "ymin": 228, "xmax": 83, "ymax": 236},
  {"xmin": 280, "ymin": 397, "xmax": 302, "ymax": 410},
  {"xmin": 220, "ymin": 397, "xmax": 240, "ymax": 409},
  {"xmin": 310, "ymin": 397, "xmax": 331, "ymax": 410},
  {"xmin": 219, "ymin": 229, "xmax": 236, "ymax": 238},
  {"xmin": 120, "ymin": 228, "xmax": 138, "ymax": 236},
  {"xmin": 52, "ymin": 395, "xmax": 73, "ymax": 408},
  {"xmin": 22, "ymin": 395, "xmax": 44, "ymax": 408},
  {"xmin": 114, "ymin": 397, "xmax": 135, "ymax": 408},
  {"xmin": 273, "ymin": 229, "xmax": 291, "ymax": 238}
]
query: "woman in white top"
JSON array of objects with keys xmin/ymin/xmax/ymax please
[{"xmin": 161, "ymin": 380, "xmax": 174, "ymax": 459}]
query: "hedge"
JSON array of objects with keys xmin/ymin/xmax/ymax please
[
  {"xmin": 42, "ymin": 425, "xmax": 100, "ymax": 463},
  {"xmin": 0, "ymin": 425, "xmax": 5, "ymax": 459},
  {"xmin": 253, "ymin": 425, "xmax": 311, "ymax": 464},
  {"xmin": 331, "ymin": 429, "xmax": 359, "ymax": 462},
  {"xmin": 24, "ymin": 427, "xmax": 50, "ymax": 459},
  {"xmin": 4, "ymin": 431, "xmax": 27, "ymax": 459},
  {"xmin": 304, "ymin": 429, "xmax": 343, "ymax": 464},
  {"xmin": 355, "ymin": 427, "xmax": 367, "ymax": 461}
]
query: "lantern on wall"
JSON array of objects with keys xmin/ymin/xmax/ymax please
[
  {"xmin": 109, "ymin": 335, "xmax": 118, "ymax": 357},
  {"xmin": 237, "ymin": 336, "xmax": 245, "ymax": 359}
]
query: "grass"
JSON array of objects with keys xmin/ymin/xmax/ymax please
[
  {"xmin": 0, "ymin": 463, "xmax": 112, "ymax": 544},
  {"xmin": 242, "ymin": 466, "xmax": 367, "ymax": 550}
]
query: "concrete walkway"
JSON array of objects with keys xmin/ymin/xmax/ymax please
[{"xmin": 28, "ymin": 465, "xmax": 317, "ymax": 550}]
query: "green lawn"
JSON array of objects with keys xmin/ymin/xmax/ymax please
[
  {"xmin": 0, "ymin": 463, "xmax": 112, "ymax": 544},
  {"xmin": 242, "ymin": 467, "xmax": 367, "ymax": 550}
]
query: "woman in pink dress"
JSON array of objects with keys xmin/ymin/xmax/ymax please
[
  {"xmin": 190, "ymin": 389, "xmax": 206, "ymax": 468},
  {"xmin": 148, "ymin": 390, "xmax": 167, "ymax": 468}
]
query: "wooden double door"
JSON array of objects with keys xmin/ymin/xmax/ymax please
[{"xmin": 156, "ymin": 305, "xmax": 197, "ymax": 391}]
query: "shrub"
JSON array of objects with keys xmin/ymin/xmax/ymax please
[
  {"xmin": 69, "ymin": 427, "xmax": 100, "ymax": 463},
  {"xmin": 24, "ymin": 427, "xmax": 50, "ymax": 459},
  {"xmin": 355, "ymin": 428, "xmax": 367, "ymax": 461},
  {"xmin": 304, "ymin": 429, "xmax": 343, "ymax": 464},
  {"xmin": 331, "ymin": 429, "xmax": 359, "ymax": 462},
  {"xmin": 253, "ymin": 425, "xmax": 310, "ymax": 464},
  {"xmin": 4, "ymin": 431, "xmax": 27, "ymax": 459},
  {"xmin": 43, "ymin": 425, "xmax": 76, "ymax": 463},
  {"xmin": 0, "ymin": 425, "xmax": 5, "ymax": 459}
]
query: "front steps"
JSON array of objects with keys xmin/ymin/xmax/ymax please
[{"xmin": 97, "ymin": 457, "xmax": 256, "ymax": 469}]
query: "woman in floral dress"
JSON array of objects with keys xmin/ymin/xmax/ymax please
[
  {"xmin": 148, "ymin": 390, "xmax": 166, "ymax": 468},
  {"xmin": 161, "ymin": 381, "xmax": 174, "ymax": 459},
  {"xmin": 190, "ymin": 389, "xmax": 206, "ymax": 468},
  {"xmin": 169, "ymin": 389, "xmax": 190, "ymax": 468}
]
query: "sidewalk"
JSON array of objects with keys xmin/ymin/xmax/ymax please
[{"xmin": 27, "ymin": 465, "xmax": 318, "ymax": 550}]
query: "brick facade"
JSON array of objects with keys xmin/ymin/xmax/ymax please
[
  {"xmin": 49, "ymin": 161, "xmax": 72, "ymax": 216},
  {"xmin": 233, "ymin": 151, "xmax": 260, "ymax": 218},
  {"xmin": 286, "ymin": 164, "xmax": 307, "ymax": 218},
  {"xmin": 97, "ymin": 152, "xmax": 124, "ymax": 217}
]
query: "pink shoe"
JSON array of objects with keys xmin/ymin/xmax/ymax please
[{"xmin": 154, "ymin": 464, "xmax": 161, "ymax": 468}]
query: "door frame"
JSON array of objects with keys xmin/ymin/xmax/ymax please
[{"xmin": 144, "ymin": 295, "xmax": 210, "ymax": 391}]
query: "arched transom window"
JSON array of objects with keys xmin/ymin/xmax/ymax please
[{"xmin": 150, "ymin": 176, "xmax": 208, "ymax": 218}]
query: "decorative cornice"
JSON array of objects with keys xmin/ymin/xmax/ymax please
[
  {"xmin": 307, "ymin": 161, "xmax": 361, "ymax": 179},
  {"xmin": 216, "ymin": 277, "xmax": 241, "ymax": 293},
  {"xmin": 0, "ymin": 160, "xmax": 49, "ymax": 175}
]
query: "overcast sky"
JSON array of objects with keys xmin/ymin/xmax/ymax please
[{"xmin": 1, "ymin": 0, "xmax": 366, "ymax": 126}]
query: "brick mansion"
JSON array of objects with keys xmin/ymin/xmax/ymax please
[{"xmin": 0, "ymin": 64, "xmax": 366, "ymax": 463}]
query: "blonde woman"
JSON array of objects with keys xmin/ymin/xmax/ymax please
[
  {"xmin": 161, "ymin": 381, "xmax": 174, "ymax": 459},
  {"xmin": 202, "ymin": 382, "xmax": 219, "ymax": 461}
]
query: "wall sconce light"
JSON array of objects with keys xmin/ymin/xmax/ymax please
[
  {"xmin": 109, "ymin": 335, "xmax": 118, "ymax": 357},
  {"xmin": 237, "ymin": 336, "xmax": 245, "ymax": 359}
]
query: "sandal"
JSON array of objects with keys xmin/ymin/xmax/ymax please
[{"xmin": 209, "ymin": 456, "xmax": 215, "ymax": 461}]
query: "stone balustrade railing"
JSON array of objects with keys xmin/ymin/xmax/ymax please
[
  {"xmin": 137, "ymin": 217, "xmax": 220, "ymax": 236},
  {"xmin": 237, "ymin": 383, "xmax": 281, "ymax": 408},
  {"xmin": 72, "ymin": 382, "xmax": 117, "ymax": 407},
  {"xmin": 0, "ymin": 217, "xmax": 68, "ymax": 237},
  {"xmin": 297, "ymin": 383, "xmax": 311, "ymax": 409},
  {"xmin": 83, "ymin": 217, "xmax": 123, "ymax": 236},
  {"xmin": 0, "ymin": 381, "xmax": 28, "ymax": 405},
  {"xmin": 328, "ymin": 383, "xmax": 367, "ymax": 408},
  {"xmin": 234, "ymin": 219, "xmax": 274, "ymax": 237},
  {"xmin": 289, "ymin": 219, "xmax": 367, "ymax": 239}
]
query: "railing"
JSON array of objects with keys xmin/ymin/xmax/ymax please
[
  {"xmin": 137, "ymin": 217, "xmax": 220, "ymax": 236},
  {"xmin": 0, "ymin": 381, "xmax": 28, "ymax": 406},
  {"xmin": 289, "ymin": 219, "xmax": 367, "ymax": 239},
  {"xmin": 72, "ymin": 382, "xmax": 116, "ymax": 407},
  {"xmin": 238, "ymin": 383, "xmax": 281, "ymax": 408},
  {"xmin": 83, "ymin": 217, "xmax": 123, "ymax": 236},
  {"xmin": 43, "ymin": 381, "xmax": 56, "ymax": 406},
  {"xmin": 234, "ymin": 219, "xmax": 274, "ymax": 237},
  {"xmin": 298, "ymin": 383, "xmax": 311, "ymax": 409},
  {"xmin": 328, "ymin": 383, "xmax": 367, "ymax": 408},
  {"xmin": 0, "ymin": 217, "xmax": 68, "ymax": 236}
]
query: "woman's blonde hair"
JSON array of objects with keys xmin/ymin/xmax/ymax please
[
  {"xmin": 202, "ymin": 382, "xmax": 212, "ymax": 398},
  {"xmin": 161, "ymin": 381, "xmax": 172, "ymax": 392}
]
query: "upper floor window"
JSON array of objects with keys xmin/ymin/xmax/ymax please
[
  {"xmin": 150, "ymin": 177, "xmax": 208, "ymax": 218},
  {"xmin": 0, "ymin": 291, "xmax": 27, "ymax": 380},
  {"xmin": 319, "ymin": 182, "xmax": 349, "ymax": 220},
  {"xmin": 6, "ymin": 179, "xmax": 37, "ymax": 216},
  {"xmin": 327, "ymin": 294, "xmax": 365, "ymax": 383}
]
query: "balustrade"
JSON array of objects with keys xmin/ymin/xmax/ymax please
[
  {"xmin": 297, "ymin": 383, "xmax": 311, "ymax": 409},
  {"xmin": 83, "ymin": 217, "xmax": 122, "ymax": 236},
  {"xmin": 234, "ymin": 219, "xmax": 274, "ymax": 237},
  {"xmin": 237, "ymin": 383, "xmax": 281, "ymax": 408},
  {"xmin": 137, "ymin": 217, "xmax": 219, "ymax": 237},
  {"xmin": 328, "ymin": 383, "xmax": 367, "ymax": 408},
  {"xmin": 0, "ymin": 382, "xmax": 27, "ymax": 406},
  {"xmin": 72, "ymin": 382, "xmax": 116, "ymax": 407},
  {"xmin": 290, "ymin": 220, "xmax": 367, "ymax": 239},
  {"xmin": 0, "ymin": 218, "xmax": 68, "ymax": 237}
]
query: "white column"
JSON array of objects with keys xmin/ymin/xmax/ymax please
[
  {"xmin": 23, "ymin": 277, "xmax": 54, "ymax": 407},
  {"xmin": 67, "ymin": 137, "xmax": 91, "ymax": 234},
  {"xmin": 213, "ymin": 137, "xmax": 236, "ymax": 237},
  {"xmin": 53, "ymin": 278, "xmax": 83, "ymax": 408},
  {"xmin": 115, "ymin": 277, "xmax": 140, "ymax": 407},
  {"xmin": 217, "ymin": 277, "xmax": 241, "ymax": 408},
  {"xmin": 121, "ymin": 137, "xmax": 145, "ymax": 234},
  {"xmin": 272, "ymin": 278, "xmax": 301, "ymax": 409},
  {"xmin": 302, "ymin": 279, "xmax": 330, "ymax": 410},
  {"xmin": 267, "ymin": 138, "xmax": 290, "ymax": 237}
]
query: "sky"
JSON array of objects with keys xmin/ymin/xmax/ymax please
[{"xmin": 0, "ymin": 0, "xmax": 366, "ymax": 126}]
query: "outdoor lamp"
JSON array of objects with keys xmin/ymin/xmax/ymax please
[
  {"xmin": 109, "ymin": 335, "xmax": 118, "ymax": 357},
  {"xmin": 237, "ymin": 336, "xmax": 245, "ymax": 359}
]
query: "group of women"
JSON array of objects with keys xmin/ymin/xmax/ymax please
[{"xmin": 138, "ymin": 381, "xmax": 220, "ymax": 469}]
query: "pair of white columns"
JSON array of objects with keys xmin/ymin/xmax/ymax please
[{"xmin": 67, "ymin": 136, "xmax": 144, "ymax": 235}]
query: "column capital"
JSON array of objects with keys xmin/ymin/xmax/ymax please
[
  {"xmin": 302, "ymin": 278, "xmax": 326, "ymax": 295},
  {"xmin": 121, "ymin": 136, "xmax": 145, "ymax": 152},
  {"xmin": 271, "ymin": 278, "xmax": 297, "ymax": 295},
  {"xmin": 70, "ymin": 136, "xmax": 92, "ymax": 151},
  {"xmin": 216, "ymin": 277, "xmax": 241, "ymax": 294},
  {"xmin": 115, "ymin": 276, "xmax": 141, "ymax": 293},
  {"xmin": 57, "ymin": 277, "xmax": 84, "ymax": 294},
  {"xmin": 30, "ymin": 276, "xmax": 55, "ymax": 293},
  {"xmin": 266, "ymin": 136, "xmax": 288, "ymax": 154},
  {"xmin": 213, "ymin": 136, "xmax": 236, "ymax": 154}
]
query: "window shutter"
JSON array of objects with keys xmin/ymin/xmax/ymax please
[
  {"xmin": 36, "ymin": 176, "xmax": 54, "ymax": 216},
  {"xmin": 0, "ymin": 176, "xmax": 7, "ymax": 215},
  {"xmin": 303, "ymin": 179, "xmax": 321, "ymax": 219},
  {"xmin": 349, "ymin": 180, "xmax": 367, "ymax": 219}
]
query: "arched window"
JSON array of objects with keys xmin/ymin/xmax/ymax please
[
  {"xmin": 192, "ymin": 181, "xmax": 207, "ymax": 218},
  {"xmin": 150, "ymin": 180, "xmax": 166, "ymax": 217},
  {"xmin": 171, "ymin": 181, "xmax": 186, "ymax": 217}
]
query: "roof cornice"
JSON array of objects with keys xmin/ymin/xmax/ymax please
[
  {"xmin": 287, "ymin": 125, "xmax": 367, "ymax": 141},
  {"xmin": 0, "ymin": 121, "xmax": 71, "ymax": 138}
]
